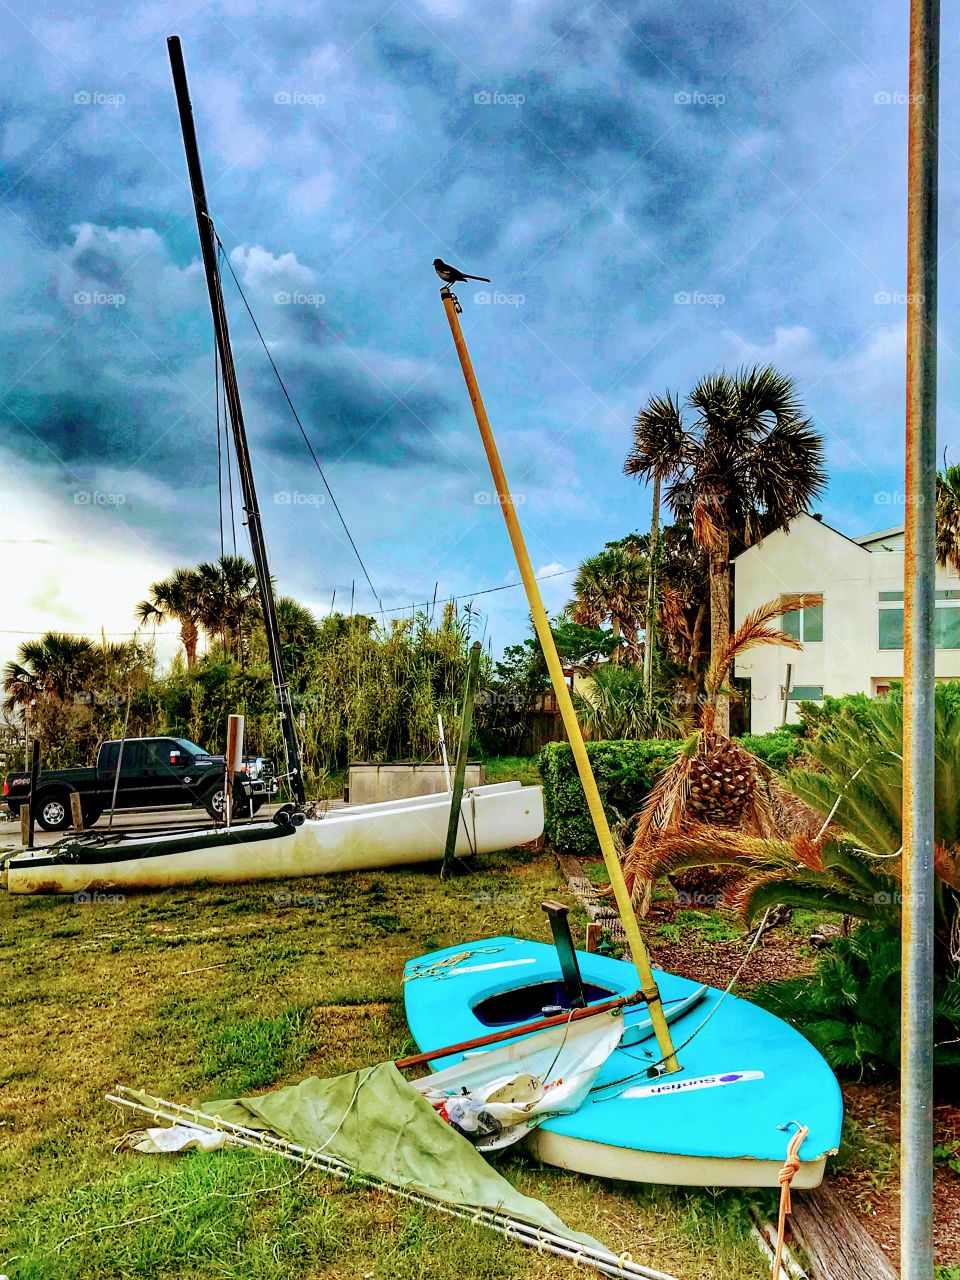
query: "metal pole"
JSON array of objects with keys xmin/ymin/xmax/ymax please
[
  {"xmin": 902, "ymin": 1, "xmax": 939, "ymax": 1276},
  {"xmin": 441, "ymin": 640, "xmax": 481, "ymax": 876},
  {"xmin": 224, "ymin": 713, "xmax": 244, "ymax": 828},
  {"xmin": 439, "ymin": 286, "xmax": 679, "ymax": 1072},
  {"xmin": 25, "ymin": 738, "xmax": 40, "ymax": 850},
  {"xmin": 167, "ymin": 35, "xmax": 305, "ymax": 806}
]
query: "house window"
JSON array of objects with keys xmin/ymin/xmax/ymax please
[
  {"xmin": 878, "ymin": 593, "xmax": 960, "ymax": 649},
  {"xmin": 781, "ymin": 595, "xmax": 824, "ymax": 643},
  {"xmin": 936, "ymin": 608, "xmax": 960, "ymax": 649},
  {"xmin": 787, "ymin": 685, "xmax": 824, "ymax": 701},
  {"xmin": 879, "ymin": 607, "xmax": 904, "ymax": 650}
]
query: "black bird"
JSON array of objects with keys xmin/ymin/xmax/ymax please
[{"xmin": 433, "ymin": 258, "xmax": 491, "ymax": 285}]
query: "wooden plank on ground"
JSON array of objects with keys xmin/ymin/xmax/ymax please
[
  {"xmin": 790, "ymin": 1184, "xmax": 898, "ymax": 1280},
  {"xmin": 555, "ymin": 852, "xmax": 627, "ymax": 941}
]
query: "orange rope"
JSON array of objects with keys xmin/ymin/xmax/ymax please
[{"xmin": 772, "ymin": 1122, "xmax": 809, "ymax": 1277}]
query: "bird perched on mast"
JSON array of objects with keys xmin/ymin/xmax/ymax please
[{"xmin": 433, "ymin": 258, "xmax": 491, "ymax": 285}]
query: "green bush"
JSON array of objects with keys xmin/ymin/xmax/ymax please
[
  {"xmin": 752, "ymin": 922, "xmax": 960, "ymax": 1079},
  {"xmin": 537, "ymin": 739, "xmax": 681, "ymax": 855},
  {"xmin": 735, "ymin": 727, "xmax": 805, "ymax": 770}
]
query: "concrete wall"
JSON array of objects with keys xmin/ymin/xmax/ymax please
[
  {"xmin": 347, "ymin": 762, "xmax": 486, "ymax": 804},
  {"xmin": 733, "ymin": 514, "xmax": 960, "ymax": 733}
]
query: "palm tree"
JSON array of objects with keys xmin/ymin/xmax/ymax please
[
  {"xmin": 571, "ymin": 546, "xmax": 647, "ymax": 662},
  {"xmin": 3, "ymin": 633, "xmax": 96, "ymax": 709},
  {"xmin": 275, "ymin": 596, "xmax": 320, "ymax": 689},
  {"xmin": 194, "ymin": 555, "xmax": 261, "ymax": 661},
  {"xmin": 631, "ymin": 366, "xmax": 826, "ymax": 733},
  {"xmin": 572, "ymin": 663, "xmax": 688, "ymax": 741},
  {"xmin": 625, "ymin": 392, "xmax": 686, "ymax": 703},
  {"xmin": 630, "ymin": 684, "xmax": 960, "ymax": 967},
  {"xmin": 936, "ymin": 463, "xmax": 960, "ymax": 574},
  {"xmin": 136, "ymin": 568, "xmax": 203, "ymax": 666},
  {"xmin": 623, "ymin": 593, "xmax": 820, "ymax": 908}
]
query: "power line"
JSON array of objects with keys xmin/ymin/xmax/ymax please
[
  {"xmin": 377, "ymin": 567, "xmax": 574, "ymax": 615},
  {"xmin": 0, "ymin": 568, "xmax": 576, "ymax": 637}
]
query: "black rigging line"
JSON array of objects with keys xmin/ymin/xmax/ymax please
[
  {"xmin": 214, "ymin": 342, "xmax": 224, "ymax": 557},
  {"xmin": 213, "ymin": 236, "xmax": 384, "ymax": 615},
  {"xmin": 223, "ymin": 350, "xmax": 238, "ymax": 555}
]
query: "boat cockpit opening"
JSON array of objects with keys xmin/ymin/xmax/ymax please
[{"xmin": 472, "ymin": 980, "xmax": 617, "ymax": 1028}]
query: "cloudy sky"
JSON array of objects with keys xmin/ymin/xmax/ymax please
[{"xmin": 1, "ymin": 0, "xmax": 958, "ymax": 668}]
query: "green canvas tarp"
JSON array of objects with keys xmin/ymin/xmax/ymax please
[{"xmin": 200, "ymin": 1061, "xmax": 601, "ymax": 1249}]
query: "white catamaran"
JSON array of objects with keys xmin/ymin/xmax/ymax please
[{"xmin": 5, "ymin": 42, "xmax": 544, "ymax": 896}]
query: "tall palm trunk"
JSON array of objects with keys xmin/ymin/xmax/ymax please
[
  {"xmin": 708, "ymin": 532, "xmax": 731, "ymax": 735},
  {"xmin": 643, "ymin": 472, "xmax": 660, "ymax": 706},
  {"xmin": 181, "ymin": 618, "xmax": 198, "ymax": 667}
]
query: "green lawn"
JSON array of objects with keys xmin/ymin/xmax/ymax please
[
  {"xmin": 0, "ymin": 848, "xmax": 796, "ymax": 1279},
  {"xmin": 481, "ymin": 756, "xmax": 541, "ymax": 786}
]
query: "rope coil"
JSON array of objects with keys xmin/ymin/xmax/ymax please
[{"xmin": 772, "ymin": 1121, "xmax": 809, "ymax": 1277}]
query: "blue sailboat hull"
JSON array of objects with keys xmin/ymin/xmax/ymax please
[{"xmin": 403, "ymin": 937, "xmax": 843, "ymax": 1187}]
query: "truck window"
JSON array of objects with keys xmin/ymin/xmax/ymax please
[
  {"xmin": 100, "ymin": 742, "xmax": 143, "ymax": 773},
  {"xmin": 142, "ymin": 740, "xmax": 176, "ymax": 769}
]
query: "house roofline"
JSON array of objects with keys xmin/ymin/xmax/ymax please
[
  {"xmin": 855, "ymin": 524, "xmax": 906, "ymax": 545},
  {"xmin": 731, "ymin": 512, "xmax": 869, "ymax": 561}
]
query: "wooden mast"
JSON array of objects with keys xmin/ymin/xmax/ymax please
[{"xmin": 438, "ymin": 284, "xmax": 679, "ymax": 1073}]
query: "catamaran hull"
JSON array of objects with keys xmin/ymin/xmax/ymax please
[
  {"xmin": 403, "ymin": 937, "xmax": 843, "ymax": 1189},
  {"xmin": 6, "ymin": 782, "xmax": 543, "ymax": 895}
]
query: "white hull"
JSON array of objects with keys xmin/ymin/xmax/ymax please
[
  {"xmin": 526, "ymin": 1128, "xmax": 827, "ymax": 1189},
  {"xmin": 6, "ymin": 782, "xmax": 544, "ymax": 895}
]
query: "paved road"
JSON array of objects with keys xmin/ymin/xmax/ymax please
[{"xmin": 0, "ymin": 803, "xmax": 289, "ymax": 851}]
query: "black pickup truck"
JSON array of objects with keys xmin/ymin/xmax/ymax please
[{"xmin": 2, "ymin": 737, "xmax": 276, "ymax": 831}]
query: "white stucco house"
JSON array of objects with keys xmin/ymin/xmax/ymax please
[{"xmin": 733, "ymin": 513, "xmax": 960, "ymax": 734}]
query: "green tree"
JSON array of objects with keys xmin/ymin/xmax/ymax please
[
  {"xmin": 3, "ymin": 632, "xmax": 96, "ymax": 707},
  {"xmin": 194, "ymin": 555, "xmax": 261, "ymax": 661},
  {"xmin": 936, "ymin": 462, "xmax": 960, "ymax": 574},
  {"xmin": 631, "ymin": 366, "xmax": 826, "ymax": 733},
  {"xmin": 625, "ymin": 391, "xmax": 686, "ymax": 701},
  {"xmin": 136, "ymin": 567, "xmax": 203, "ymax": 666},
  {"xmin": 571, "ymin": 545, "xmax": 647, "ymax": 662}
]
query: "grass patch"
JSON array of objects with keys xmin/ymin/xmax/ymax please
[
  {"xmin": 0, "ymin": 847, "xmax": 862, "ymax": 1278},
  {"xmin": 653, "ymin": 910, "xmax": 742, "ymax": 946},
  {"xmin": 200, "ymin": 1008, "xmax": 314, "ymax": 1096},
  {"xmin": 481, "ymin": 756, "xmax": 541, "ymax": 786}
]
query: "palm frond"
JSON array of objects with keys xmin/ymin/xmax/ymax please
[{"xmin": 703, "ymin": 593, "xmax": 818, "ymax": 704}]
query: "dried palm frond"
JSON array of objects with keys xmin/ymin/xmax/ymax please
[
  {"xmin": 765, "ymin": 772, "xmax": 827, "ymax": 841},
  {"xmin": 692, "ymin": 493, "xmax": 725, "ymax": 552},
  {"xmin": 701, "ymin": 592, "xmax": 820, "ymax": 728},
  {"xmin": 629, "ymin": 822, "xmax": 808, "ymax": 882},
  {"xmin": 935, "ymin": 843, "xmax": 960, "ymax": 891}
]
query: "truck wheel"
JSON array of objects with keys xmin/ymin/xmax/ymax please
[
  {"xmin": 204, "ymin": 787, "xmax": 252, "ymax": 821},
  {"xmin": 204, "ymin": 786, "xmax": 227, "ymax": 820},
  {"xmin": 36, "ymin": 793, "xmax": 71, "ymax": 831}
]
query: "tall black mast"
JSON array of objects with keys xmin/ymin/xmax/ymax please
[{"xmin": 167, "ymin": 35, "xmax": 305, "ymax": 806}]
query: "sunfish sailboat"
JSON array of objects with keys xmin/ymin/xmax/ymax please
[
  {"xmin": 400, "ymin": 278, "xmax": 844, "ymax": 1190},
  {"xmin": 403, "ymin": 935, "xmax": 842, "ymax": 1187}
]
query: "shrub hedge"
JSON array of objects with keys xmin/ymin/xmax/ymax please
[{"xmin": 537, "ymin": 728, "xmax": 805, "ymax": 855}]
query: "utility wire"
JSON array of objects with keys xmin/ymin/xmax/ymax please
[
  {"xmin": 213, "ymin": 236, "xmax": 384, "ymax": 615},
  {"xmin": 0, "ymin": 567, "xmax": 576, "ymax": 636}
]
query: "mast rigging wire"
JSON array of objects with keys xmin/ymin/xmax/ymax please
[{"xmin": 213, "ymin": 236, "xmax": 384, "ymax": 616}]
